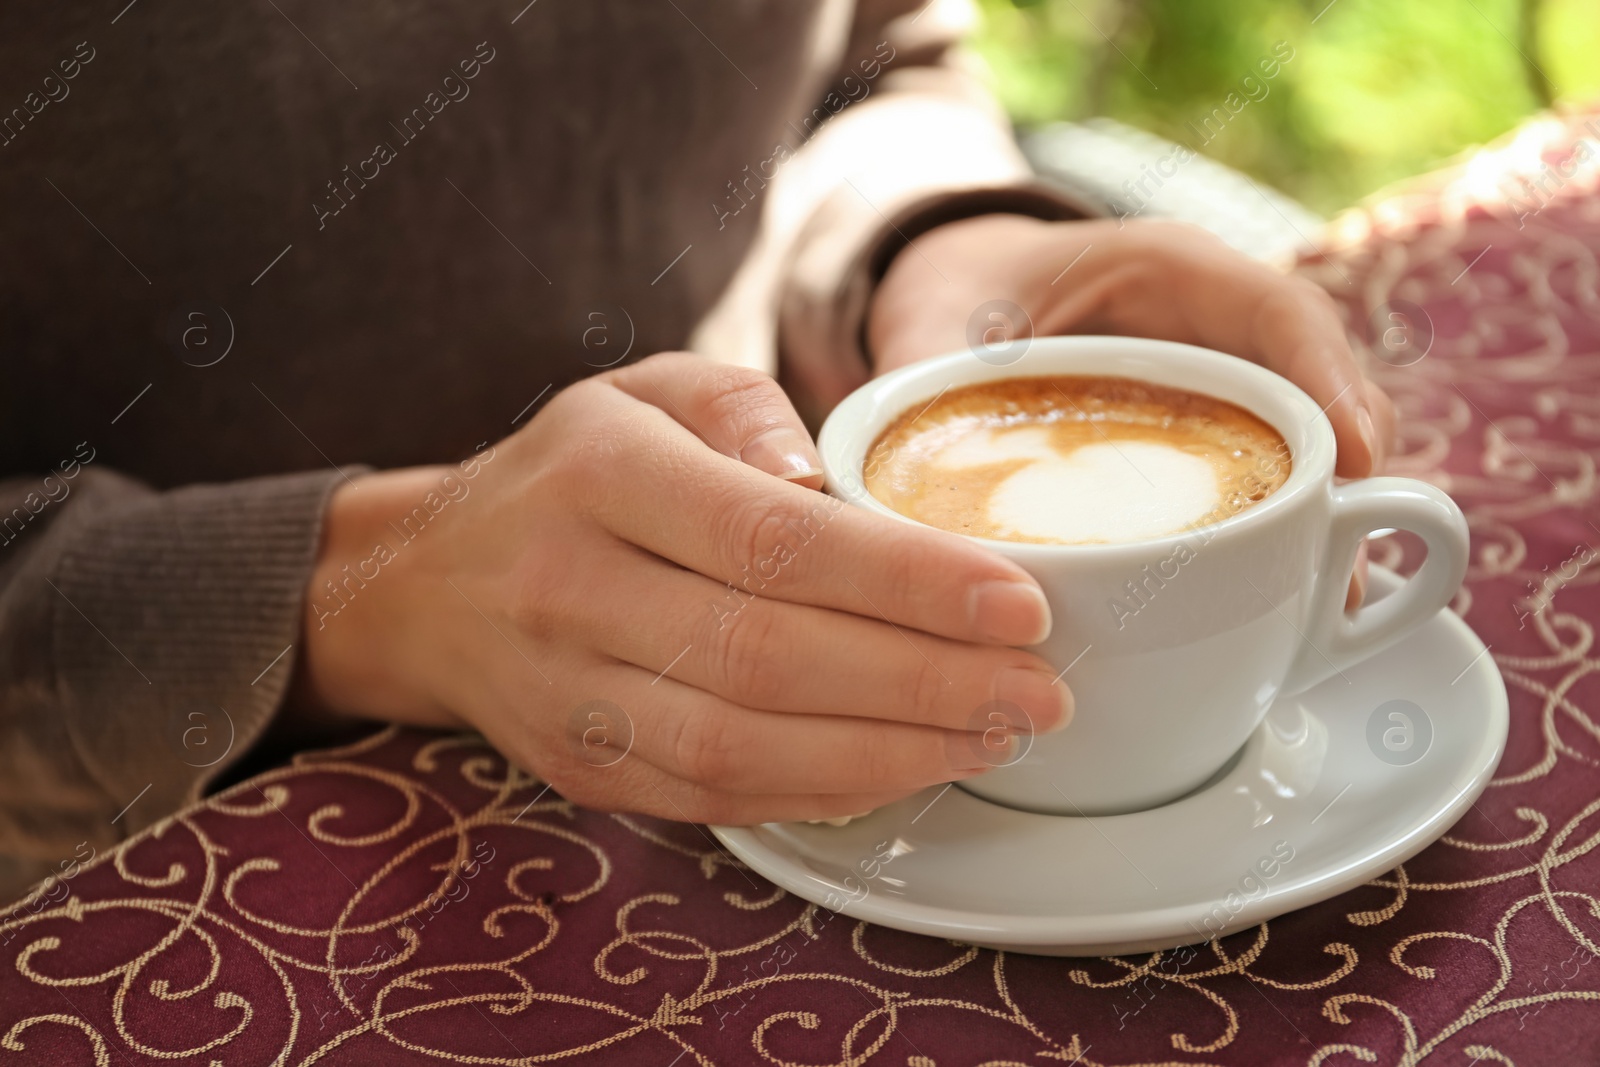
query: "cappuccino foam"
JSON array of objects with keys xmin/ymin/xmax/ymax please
[{"xmin": 864, "ymin": 376, "xmax": 1290, "ymax": 545}]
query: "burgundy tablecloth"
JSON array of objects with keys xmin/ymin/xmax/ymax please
[{"xmin": 6, "ymin": 113, "xmax": 1600, "ymax": 1066}]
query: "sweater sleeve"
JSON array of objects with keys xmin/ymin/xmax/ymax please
[{"xmin": 0, "ymin": 464, "xmax": 347, "ymax": 898}]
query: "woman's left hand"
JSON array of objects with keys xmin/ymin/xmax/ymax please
[{"xmin": 866, "ymin": 213, "xmax": 1395, "ymax": 605}]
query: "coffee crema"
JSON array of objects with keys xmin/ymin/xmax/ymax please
[{"xmin": 864, "ymin": 376, "xmax": 1291, "ymax": 545}]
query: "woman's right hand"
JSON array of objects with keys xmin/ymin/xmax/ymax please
[{"xmin": 297, "ymin": 352, "xmax": 1071, "ymax": 825}]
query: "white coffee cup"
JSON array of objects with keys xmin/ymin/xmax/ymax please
[{"xmin": 818, "ymin": 336, "xmax": 1469, "ymax": 816}]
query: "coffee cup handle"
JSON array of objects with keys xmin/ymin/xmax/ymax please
[{"xmin": 1280, "ymin": 477, "xmax": 1470, "ymax": 696}]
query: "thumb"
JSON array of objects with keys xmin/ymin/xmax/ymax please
[{"xmin": 606, "ymin": 352, "xmax": 825, "ymax": 489}]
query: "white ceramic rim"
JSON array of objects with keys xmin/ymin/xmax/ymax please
[{"xmin": 817, "ymin": 335, "xmax": 1339, "ymax": 559}]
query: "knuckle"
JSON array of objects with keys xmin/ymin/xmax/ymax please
[
  {"xmin": 566, "ymin": 409, "xmax": 639, "ymax": 468},
  {"xmin": 638, "ymin": 349, "xmax": 696, "ymax": 369},
  {"xmin": 701, "ymin": 366, "xmax": 781, "ymax": 433},
  {"xmin": 606, "ymin": 350, "xmax": 692, "ymax": 385},
  {"xmin": 506, "ymin": 543, "xmax": 575, "ymax": 645},
  {"xmin": 904, "ymin": 654, "xmax": 949, "ymax": 724},
  {"xmin": 537, "ymin": 378, "xmax": 605, "ymax": 441},
  {"xmin": 547, "ymin": 410, "xmax": 650, "ymax": 510},
  {"xmin": 674, "ymin": 785, "xmax": 742, "ymax": 826},
  {"xmin": 721, "ymin": 496, "xmax": 802, "ymax": 578},
  {"xmin": 882, "ymin": 549, "xmax": 920, "ymax": 607},
  {"xmin": 1134, "ymin": 217, "xmax": 1219, "ymax": 253},
  {"xmin": 1253, "ymin": 283, "xmax": 1309, "ymax": 328},
  {"xmin": 507, "ymin": 538, "xmax": 603, "ymax": 649},
  {"xmin": 1136, "ymin": 216, "xmax": 1189, "ymax": 239},
  {"xmin": 547, "ymin": 770, "xmax": 607, "ymax": 811},
  {"xmin": 878, "ymin": 536, "xmax": 937, "ymax": 620},
  {"xmin": 1293, "ymin": 276, "xmax": 1340, "ymax": 314},
  {"xmin": 850, "ymin": 723, "xmax": 908, "ymax": 788},
  {"xmin": 549, "ymin": 427, "xmax": 610, "ymax": 486},
  {"xmin": 506, "ymin": 570, "xmax": 552, "ymax": 639},
  {"xmin": 1172, "ymin": 220, "xmax": 1229, "ymax": 252},
  {"xmin": 668, "ymin": 704, "xmax": 742, "ymax": 787},
  {"xmin": 709, "ymin": 603, "xmax": 784, "ymax": 705}
]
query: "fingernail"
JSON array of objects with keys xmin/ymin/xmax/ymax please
[
  {"xmin": 1356, "ymin": 406, "xmax": 1379, "ymax": 473},
  {"xmin": 968, "ymin": 580, "xmax": 1052, "ymax": 645},
  {"xmin": 741, "ymin": 428, "xmax": 823, "ymax": 482},
  {"xmin": 994, "ymin": 666, "xmax": 1074, "ymax": 733}
]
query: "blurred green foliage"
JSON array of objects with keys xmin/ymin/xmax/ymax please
[{"xmin": 972, "ymin": 0, "xmax": 1600, "ymax": 213}]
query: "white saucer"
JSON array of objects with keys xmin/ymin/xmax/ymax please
[{"xmin": 712, "ymin": 567, "xmax": 1509, "ymax": 957}]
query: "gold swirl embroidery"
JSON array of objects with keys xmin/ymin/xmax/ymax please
[
  {"xmin": 11, "ymin": 143, "xmax": 1600, "ymax": 1063},
  {"xmin": 2, "ymin": 1013, "xmax": 113, "ymax": 1066}
]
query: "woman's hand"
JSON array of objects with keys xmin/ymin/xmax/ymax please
[
  {"xmin": 868, "ymin": 214, "xmax": 1395, "ymax": 604},
  {"xmin": 296, "ymin": 353, "xmax": 1071, "ymax": 824}
]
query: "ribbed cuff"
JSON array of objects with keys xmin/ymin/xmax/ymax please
[
  {"xmin": 861, "ymin": 182, "xmax": 1103, "ymax": 287},
  {"xmin": 50, "ymin": 468, "xmax": 354, "ymax": 837}
]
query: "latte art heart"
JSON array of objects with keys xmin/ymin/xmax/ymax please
[
  {"xmin": 864, "ymin": 376, "xmax": 1290, "ymax": 546},
  {"xmin": 987, "ymin": 441, "xmax": 1220, "ymax": 544}
]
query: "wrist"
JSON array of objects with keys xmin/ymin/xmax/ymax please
[
  {"xmin": 867, "ymin": 214, "xmax": 1136, "ymax": 375},
  {"xmin": 867, "ymin": 213, "xmax": 1052, "ymax": 376},
  {"xmin": 296, "ymin": 466, "xmax": 466, "ymax": 728}
]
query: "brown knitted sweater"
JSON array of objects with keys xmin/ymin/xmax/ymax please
[{"xmin": 0, "ymin": 0, "xmax": 1086, "ymax": 898}]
